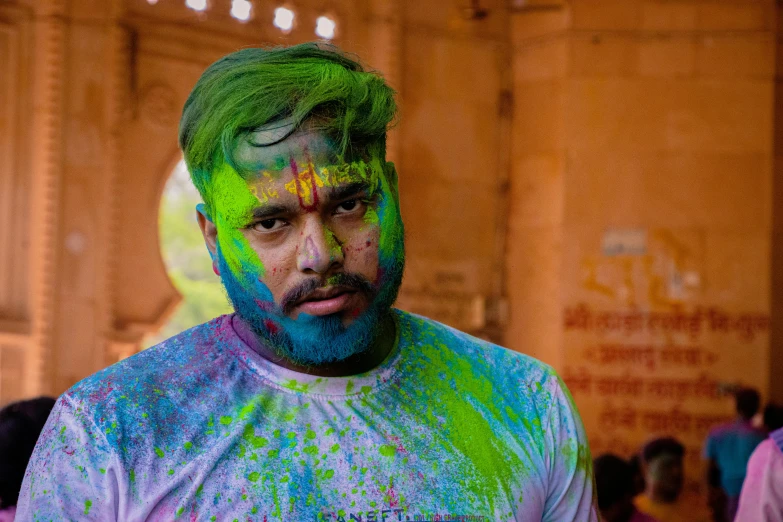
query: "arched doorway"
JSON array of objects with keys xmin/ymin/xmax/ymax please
[{"xmin": 143, "ymin": 159, "xmax": 232, "ymax": 348}]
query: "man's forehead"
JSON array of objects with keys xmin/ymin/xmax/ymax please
[
  {"xmin": 248, "ymin": 116, "xmax": 298, "ymax": 146},
  {"xmin": 247, "ymin": 159, "xmax": 377, "ymax": 205},
  {"xmin": 233, "ymin": 122, "xmax": 339, "ymax": 173}
]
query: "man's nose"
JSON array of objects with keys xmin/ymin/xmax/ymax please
[{"xmin": 296, "ymin": 218, "xmax": 344, "ymax": 274}]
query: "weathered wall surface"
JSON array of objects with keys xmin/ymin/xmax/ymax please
[
  {"xmin": 507, "ymin": 0, "xmax": 777, "ymax": 499},
  {"xmin": 390, "ymin": 0, "xmax": 512, "ymax": 341},
  {"xmin": 507, "ymin": 4, "xmax": 570, "ymax": 370}
]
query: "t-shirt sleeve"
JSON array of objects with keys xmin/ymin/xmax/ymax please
[
  {"xmin": 734, "ymin": 439, "xmax": 783, "ymax": 522},
  {"xmin": 542, "ymin": 374, "xmax": 599, "ymax": 522},
  {"xmin": 15, "ymin": 394, "xmax": 119, "ymax": 521}
]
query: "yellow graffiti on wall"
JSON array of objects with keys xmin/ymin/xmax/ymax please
[{"xmin": 580, "ymin": 229, "xmax": 704, "ymax": 310}]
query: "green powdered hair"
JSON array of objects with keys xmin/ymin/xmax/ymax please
[{"xmin": 178, "ymin": 42, "xmax": 398, "ymax": 212}]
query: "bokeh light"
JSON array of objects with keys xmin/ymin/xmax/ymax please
[
  {"xmin": 273, "ymin": 7, "xmax": 295, "ymax": 32},
  {"xmin": 231, "ymin": 0, "xmax": 252, "ymax": 21},
  {"xmin": 315, "ymin": 16, "xmax": 336, "ymax": 39},
  {"xmin": 185, "ymin": 0, "xmax": 208, "ymax": 11}
]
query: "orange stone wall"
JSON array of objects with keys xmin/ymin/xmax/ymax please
[
  {"xmin": 392, "ymin": 0, "xmax": 512, "ymax": 341},
  {"xmin": 506, "ymin": 0, "xmax": 778, "ymax": 499}
]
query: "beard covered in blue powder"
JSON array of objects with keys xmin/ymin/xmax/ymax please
[{"xmin": 217, "ymin": 230, "xmax": 404, "ymax": 367}]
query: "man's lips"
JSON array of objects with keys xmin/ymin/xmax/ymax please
[{"xmin": 294, "ymin": 286, "xmax": 357, "ymax": 316}]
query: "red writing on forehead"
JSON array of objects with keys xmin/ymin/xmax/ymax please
[{"xmin": 288, "ymin": 157, "xmax": 320, "ymax": 212}]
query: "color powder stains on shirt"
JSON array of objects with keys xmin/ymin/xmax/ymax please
[{"xmin": 17, "ymin": 310, "xmax": 597, "ymax": 521}]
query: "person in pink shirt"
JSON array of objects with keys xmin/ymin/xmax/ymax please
[
  {"xmin": 595, "ymin": 454, "xmax": 661, "ymax": 522},
  {"xmin": 734, "ymin": 427, "xmax": 783, "ymax": 522}
]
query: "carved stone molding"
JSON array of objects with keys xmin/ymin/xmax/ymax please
[
  {"xmin": 0, "ymin": 6, "xmax": 32, "ymax": 327},
  {"xmin": 25, "ymin": 0, "xmax": 67, "ymax": 397},
  {"xmin": 100, "ymin": 3, "xmax": 132, "ymax": 368}
]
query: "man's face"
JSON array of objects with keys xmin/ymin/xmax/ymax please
[{"xmin": 198, "ymin": 124, "xmax": 404, "ymax": 366}]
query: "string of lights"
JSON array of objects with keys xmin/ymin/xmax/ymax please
[{"xmin": 145, "ymin": 0, "xmax": 337, "ymax": 39}]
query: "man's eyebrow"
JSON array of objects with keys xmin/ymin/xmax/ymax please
[
  {"xmin": 250, "ymin": 203, "xmax": 293, "ymax": 220},
  {"xmin": 327, "ymin": 181, "xmax": 372, "ymax": 201}
]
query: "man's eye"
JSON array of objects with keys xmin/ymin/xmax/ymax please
[
  {"xmin": 253, "ymin": 219, "xmax": 285, "ymax": 231},
  {"xmin": 335, "ymin": 199, "xmax": 361, "ymax": 214}
]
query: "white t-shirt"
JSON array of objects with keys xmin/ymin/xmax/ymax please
[
  {"xmin": 735, "ymin": 437, "xmax": 783, "ymax": 522},
  {"xmin": 17, "ymin": 310, "xmax": 597, "ymax": 521}
]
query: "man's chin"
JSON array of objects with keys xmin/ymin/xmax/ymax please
[
  {"xmin": 235, "ymin": 303, "xmax": 387, "ymax": 367},
  {"xmin": 219, "ymin": 256, "xmax": 403, "ymax": 367}
]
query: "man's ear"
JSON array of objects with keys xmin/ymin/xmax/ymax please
[
  {"xmin": 196, "ymin": 203, "xmax": 218, "ymax": 261},
  {"xmin": 384, "ymin": 161, "xmax": 400, "ymax": 201}
]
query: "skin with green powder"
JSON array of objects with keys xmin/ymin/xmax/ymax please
[{"xmin": 16, "ymin": 43, "xmax": 597, "ymax": 521}]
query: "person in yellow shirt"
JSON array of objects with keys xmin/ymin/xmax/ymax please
[{"xmin": 636, "ymin": 438, "xmax": 710, "ymax": 522}]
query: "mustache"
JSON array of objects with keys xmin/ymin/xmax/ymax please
[{"xmin": 280, "ymin": 273, "xmax": 376, "ymax": 315}]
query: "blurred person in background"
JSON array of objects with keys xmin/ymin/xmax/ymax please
[
  {"xmin": 734, "ymin": 426, "xmax": 783, "ymax": 522},
  {"xmin": 636, "ymin": 437, "xmax": 709, "ymax": 522},
  {"xmin": 594, "ymin": 454, "xmax": 659, "ymax": 522},
  {"xmin": 704, "ymin": 387, "xmax": 766, "ymax": 521},
  {"xmin": 0, "ymin": 397, "xmax": 56, "ymax": 521},
  {"xmin": 763, "ymin": 403, "xmax": 783, "ymax": 433},
  {"xmin": 629, "ymin": 453, "xmax": 647, "ymax": 498},
  {"xmin": 706, "ymin": 456, "xmax": 727, "ymax": 522}
]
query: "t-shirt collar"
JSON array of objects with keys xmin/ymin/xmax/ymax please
[{"xmin": 229, "ymin": 312, "xmax": 403, "ymax": 397}]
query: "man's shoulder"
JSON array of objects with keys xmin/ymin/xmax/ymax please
[
  {"xmin": 395, "ymin": 309, "xmax": 559, "ymax": 387},
  {"xmin": 65, "ymin": 315, "xmax": 235, "ymax": 410}
]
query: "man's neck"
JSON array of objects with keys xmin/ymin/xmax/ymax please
[{"xmin": 233, "ymin": 313, "xmax": 396, "ymax": 377}]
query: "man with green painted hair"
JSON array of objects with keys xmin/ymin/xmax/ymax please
[{"xmin": 18, "ymin": 43, "xmax": 597, "ymax": 521}]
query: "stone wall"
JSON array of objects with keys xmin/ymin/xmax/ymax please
[{"xmin": 507, "ymin": 0, "xmax": 777, "ymax": 499}]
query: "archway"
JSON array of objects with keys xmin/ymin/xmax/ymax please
[{"xmin": 143, "ymin": 159, "xmax": 232, "ymax": 348}]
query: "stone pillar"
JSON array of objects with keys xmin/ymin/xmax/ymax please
[
  {"xmin": 47, "ymin": 0, "xmax": 128, "ymax": 393},
  {"xmin": 507, "ymin": 0, "xmax": 777, "ymax": 502},
  {"xmin": 506, "ymin": 4, "xmax": 569, "ymax": 369},
  {"xmin": 392, "ymin": 0, "xmax": 512, "ymax": 341},
  {"xmin": 771, "ymin": 6, "xmax": 783, "ymax": 404},
  {"xmin": 361, "ymin": 0, "xmax": 404, "ymax": 163}
]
